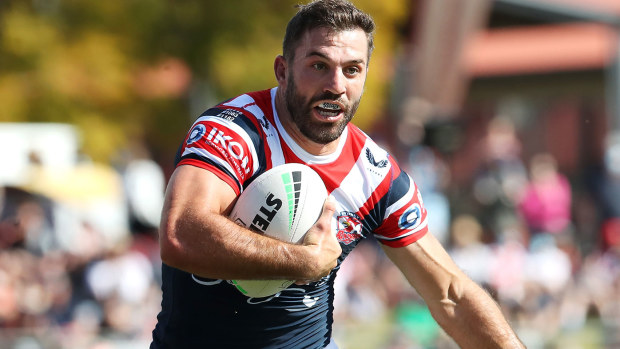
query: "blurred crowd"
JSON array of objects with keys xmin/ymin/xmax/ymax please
[
  {"xmin": 333, "ymin": 115, "xmax": 620, "ymax": 348},
  {"xmin": 1, "ymin": 117, "xmax": 620, "ymax": 349},
  {"xmin": 0, "ymin": 154, "xmax": 164, "ymax": 349}
]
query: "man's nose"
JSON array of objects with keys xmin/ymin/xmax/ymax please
[{"xmin": 323, "ymin": 68, "xmax": 346, "ymax": 96}]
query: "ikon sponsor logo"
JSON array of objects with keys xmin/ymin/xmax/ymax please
[
  {"xmin": 336, "ymin": 212, "xmax": 363, "ymax": 245},
  {"xmin": 206, "ymin": 126, "xmax": 250, "ymax": 175}
]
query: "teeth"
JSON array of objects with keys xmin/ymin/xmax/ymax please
[
  {"xmin": 319, "ymin": 102, "xmax": 341, "ymax": 110},
  {"xmin": 318, "ymin": 110, "xmax": 339, "ymax": 117}
]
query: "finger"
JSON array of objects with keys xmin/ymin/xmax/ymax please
[
  {"xmin": 323, "ymin": 194, "xmax": 336, "ymax": 211},
  {"xmin": 317, "ymin": 195, "xmax": 336, "ymax": 224}
]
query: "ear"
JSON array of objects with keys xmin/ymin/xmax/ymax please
[{"xmin": 274, "ymin": 55, "xmax": 287, "ymax": 86}]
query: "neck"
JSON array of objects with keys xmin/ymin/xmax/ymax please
[{"xmin": 274, "ymin": 88, "xmax": 341, "ymax": 156}]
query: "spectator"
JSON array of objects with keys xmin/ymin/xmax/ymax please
[
  {"xmin": 517, "ymin": 153, "xmax": 572, "ymax": 236},
  {"xmin": 472, "ymin": 116, "xmax": 528, "ymax": 238},
  {"xmin": 448, "ymin": 214, "xmax": 494, "ymax": 287}
]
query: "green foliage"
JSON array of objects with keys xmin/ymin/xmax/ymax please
[{"xmin": 0, "ymin": 0, "xmax": 408, "ymax": 163}]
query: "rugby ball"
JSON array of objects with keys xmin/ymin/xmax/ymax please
[{"xmin": 229, "ymin": 163, "xmax": 327, "ymax": 298}]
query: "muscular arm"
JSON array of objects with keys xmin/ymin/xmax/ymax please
[
  {"xmin": 159, "ymin": 165, "xmax": 340, "ymax": 281},
  {"xmin": 382, "ymin": 234, "xmax": 524, "ymax": 349}
]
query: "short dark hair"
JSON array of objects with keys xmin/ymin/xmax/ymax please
[{"xmin": 283, "ymin": 0, "xmax": 375, "ymax": 62}]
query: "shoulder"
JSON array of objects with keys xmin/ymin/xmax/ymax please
[
  {"xmin": 198, "ymin": 89, "xmax": 272, "ymax": 127},
  {"xmin": 187, "ymin": 89, "xmax": 277, "ymax": 147},
  {"xmin": 214, "ymin": 89, "xmax": 273, "ymax": 121},
  {"xmin": 176, "ymin": 89, "xmax": 275, "ymax": 192}
]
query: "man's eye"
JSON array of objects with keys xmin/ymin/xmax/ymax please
[
  {"xmin": 346, "ymin": 67, "xmax": 360, "ymax": 75},
  {"xmin": 312, "ymin": 63, "xmax": 326, "ymax": 70}
]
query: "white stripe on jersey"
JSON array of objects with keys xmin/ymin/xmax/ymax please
[
  {"xmin": 383, "ymin": 175, "xmax": 417, "ymax": 220},
  {"xmin": 330, "ymin": 140, "xmax": 391, "ymax": 214},
  {"xmin": 181, "ymin": 147, "xmax": 239, "ymax": 185},
  {"xmin": 265, "ymin": 127, "xmax": 286, "ymax": 167},
  {"xmin": 261, "ymin": 88, "xmax": 286, "ymax": 167},
  {"xmin": 374, "ymin": 216, "xmax": 429, "ymax": 241},
  {"xmin": 373, "ymin": 176, "xmax": 428, "ymax": 241},
  {"xmin": 373, "ymin": 174, "xmax": 428, "ymax": 241},
  {"xmin": 224, "ymin": 94, "xmax": 265, "ymax": 119}
]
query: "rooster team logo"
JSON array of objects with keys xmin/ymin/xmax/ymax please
[{"xmin": 336, "ymin": 212, "xmax": 363, "ymax": 245}]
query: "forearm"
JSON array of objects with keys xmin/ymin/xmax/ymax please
[
  {"xmin": 160, "ymin": 207, "xmax": 311, "ymax": 280},
  {"xmin": 381, "ymin": 236, "xmax": 523, "ymax": 348},
  {"xmin": 431, "ymin": 280, "xmax": 524, "ymax": 349}
]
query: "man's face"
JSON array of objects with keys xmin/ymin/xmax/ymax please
[{"xmin": 283, "ymin": 27, "xmax": 368, "ymax": 144}]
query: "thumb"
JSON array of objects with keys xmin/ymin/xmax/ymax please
[{"xmin": 315, "ymin": 195, "xmax": 336, "ymax": 228}]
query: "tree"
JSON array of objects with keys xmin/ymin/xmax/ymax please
[{"xmin": 0, "ymin": 0, "xmax": 409, "ymax": 165}]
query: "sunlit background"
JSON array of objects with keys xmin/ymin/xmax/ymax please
[{"xmin": 1, "ymin": 0, "xmax": 620, "ymax": 348}]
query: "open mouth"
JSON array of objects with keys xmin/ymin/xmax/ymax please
[{"xmin": 315, "ymin": 102, "xmax": 343, "ymax": 118}]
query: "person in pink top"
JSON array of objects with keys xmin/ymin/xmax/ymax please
[{"xmin": 518, "ymin": 153, "xmax": 572, "ymax": 236}]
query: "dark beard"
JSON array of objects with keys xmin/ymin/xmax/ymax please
[{"xmin": 284, "ymin": 74, "xmax": 359, "ymax": 144}]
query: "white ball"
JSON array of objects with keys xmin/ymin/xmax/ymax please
[{"xmin": 229, "ymin": 163, "xmax": 327, "ymax": 298}]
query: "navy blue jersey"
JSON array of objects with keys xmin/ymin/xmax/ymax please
[{"xmin": 151, "ymin": 88, "xmax": 428, "ymax": 348}]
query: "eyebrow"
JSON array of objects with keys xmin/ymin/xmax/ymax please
[{"xmin": 306, "ymin": 50, "xmax": 365, "ymax": 65}]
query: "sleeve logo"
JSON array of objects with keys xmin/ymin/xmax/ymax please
[
  {"xmin": 206, "ymin": 126, "xmax": 250, "ymax": 175},
  {"xmin": 398, "ymin": 204, "xmax": 421, "ymax": 230},
  {"xmin": 187, "ymin": 124, "xmax": 206, "ymax": 145}
]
